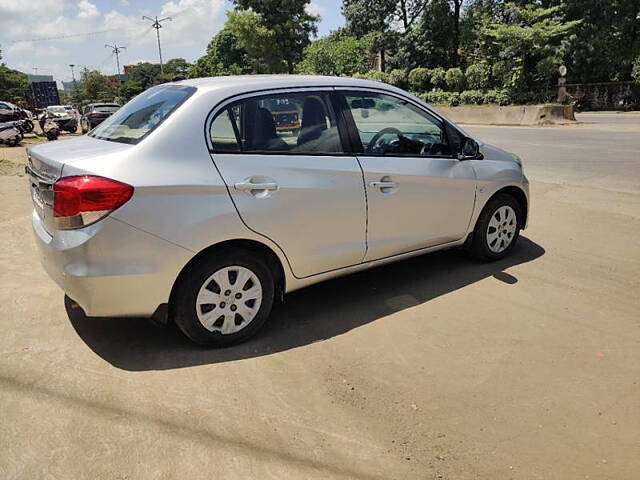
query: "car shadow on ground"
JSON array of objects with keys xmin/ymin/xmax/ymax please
[{"xmin": 66, "ymin": 237, "xmax": 545, "ymax": 371}]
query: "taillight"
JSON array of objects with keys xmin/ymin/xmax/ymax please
[{"xmin": 53, "ymin": 175, "xmax": 133, "ymax": 230}]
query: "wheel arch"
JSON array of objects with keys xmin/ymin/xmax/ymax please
[
  {"xmin": 491, "ymin": 185, "xmax": 528, "ymax": 228},
  {"xmin": 168, "ymin": 238, "xmax": 287, "ymax": 321}
]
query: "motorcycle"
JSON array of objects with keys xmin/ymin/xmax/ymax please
[
  {"xmin": 0, "ymin": 121, "xmax": 23, "ymax": 147},
  {"xmin": 18, "ymin": 109, "xmax": 34, "ymax": 133},
  {"xmin": 37, "ymin": 111, "xmax": 60, "ymax": 141}
]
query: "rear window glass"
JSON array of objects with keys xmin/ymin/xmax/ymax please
[
  {"xmin": 89, "ymin": 86, "xmax": 194, "ymax": 144},
  {"xmin": 93, "ymin": 104, "xmax": 120, "ymax": 112}
]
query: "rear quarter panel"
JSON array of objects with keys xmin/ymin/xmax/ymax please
[{"xmin": 61, "ymin": 89, "xmax": 296, "ymax": 290}]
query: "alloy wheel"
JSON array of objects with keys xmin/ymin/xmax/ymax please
[{"xmin": 486, "ymin": 205, "xmax": 517, "ymax": 254}]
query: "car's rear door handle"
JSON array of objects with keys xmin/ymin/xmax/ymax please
[
  {"xmin": 370, "ymin": 181, "xmax": 398, "ymax": 189},
  {"xmin": 234, "ymin": 180, "xmax": 279, "ymax": 192}
]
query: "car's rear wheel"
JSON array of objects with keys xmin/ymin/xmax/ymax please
[
  {"xmin": 469, "ymin": 193, "xmax": 522, "ymax": 261},
  {"xmin": 173, "ymin": 249, "xmax": 275, "ymax": 347}
]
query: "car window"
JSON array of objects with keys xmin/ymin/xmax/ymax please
[
  {"xmin": 0, "ymin": 103, "xmax": 9, "ymax": 110},
  {"xmin": 210, "ymin": 91, "xmax": 343, "ymax": 154},
  {"xmin": 344, "ymin": 92, "xmax": 451, "ymax": 157},
  {"xmin": 211, "ymin": 110, "xmax": 240, "ymax": 152},
  {"xmin": 89, "ymin": 85, "xmax": 194, "ymax": 144}
]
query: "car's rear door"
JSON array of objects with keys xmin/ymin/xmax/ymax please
[
  {"xmin": 336, "ymin": 89, "xmax": 477, "ymax": 262},
  {"xmin": 207, "ymin": 88, "xmax": 367, "ymax": 278}
]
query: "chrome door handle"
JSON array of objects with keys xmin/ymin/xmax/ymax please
[
  {"xmin": 370, "ymin": 181, "xmax": 398, "ymax": 189},
  {"xmin": 234, "ymin": 181, "xmax": 278, "ymax": 192}
]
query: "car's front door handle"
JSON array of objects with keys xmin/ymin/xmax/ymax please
[
  {"xmin": 370, "ymin": 181, "xmax": 398, "ymax": 189},
  {"xmin": 234, "ymin": 180, "xmax": 279, "ymax": 192}
]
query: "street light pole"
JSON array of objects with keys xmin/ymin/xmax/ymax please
[
  {"xmin": 104, "ymin": 44, "xmax": 126, "ymax": 75},
  {"xmin": 142, "ymin": 15, "xmax": 172, "ymax": 74},
  {"xmin": 69, "ymin": 64, "xmax": 76, "ymax": 82}
]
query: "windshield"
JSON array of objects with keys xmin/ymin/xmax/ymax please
[
  {"xmin": 89, "ymin": 86, "xmax": 194, "ymax": 144},
  {"xmin": 48, "ymin": 106, "xmax": 67, "ymax": 113}
]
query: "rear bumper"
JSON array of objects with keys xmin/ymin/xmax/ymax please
[
  {"xmin": 54, "ymin": 118, "xmax": 77, "ymax": 129},
  {"xmin": 32, "ymin": 210, "xmax": 193, "ymax": 317}
]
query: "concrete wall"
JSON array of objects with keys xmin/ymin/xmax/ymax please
[{"xmin": 436, "ymin": 104, "xmax": 576, "ymax": 126}]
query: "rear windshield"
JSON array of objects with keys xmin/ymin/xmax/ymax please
[
  {"xmin": 93, "ymin": 104, "xmax": 120, "ymax": 113},
  {"xmin": 89, "ymin": 86, "xmax": 195, "ymax": 144}
]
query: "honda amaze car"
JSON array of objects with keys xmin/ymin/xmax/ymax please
[{"xmin": 27, "ymin": 75, "xmax": 529, "ymax": 347}]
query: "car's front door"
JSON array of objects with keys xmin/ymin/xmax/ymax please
[
  {"xmin": 338, "ymin": 90, "xmax": 477, "ymax": 261},
  {"xmin": 208, "ymin": 89, "xmax": 367, "ymax": 278}
]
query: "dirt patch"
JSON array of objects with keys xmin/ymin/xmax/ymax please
[{"xmin": 0, "ymin": 159, "xmax": 26, "ymax": 176}]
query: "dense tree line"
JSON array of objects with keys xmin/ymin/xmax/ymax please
[{"xmin": 2, "ymin": 1, "xmax": 638, "ymax": 107}]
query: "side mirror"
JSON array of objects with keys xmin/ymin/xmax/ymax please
[{"xmin": 458, "ymin": 137, "xmax": 480, "ymax": 160}]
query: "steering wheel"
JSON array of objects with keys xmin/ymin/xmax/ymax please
[{"xmin": 366, "ymin": 127, "xmax": 402, "ymax": 153}]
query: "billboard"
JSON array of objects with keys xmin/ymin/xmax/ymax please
[{"xmin": 31, "ymin": 81, "xmax": 60, "ymax": 108}]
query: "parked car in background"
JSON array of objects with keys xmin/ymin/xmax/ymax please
[
  {"xmin": 0, "ymin": 101, "xmax": 21, "ymax": 123},
  {"xmin": 46, "ymin": 105, "xmax": 78, "ymax": 133},
  {"xmin": 27, "ymin": 75, "xmax": 529, "ymax": 347},
  {"xmin": 80, "ymin": 103, "xmax": 120, "ymax": 133}
]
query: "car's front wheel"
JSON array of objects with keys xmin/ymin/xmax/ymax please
[
  {"xmin": 469, "ymin": 193, "xmax": 522, "ymax": 261},
  {"xmin": 173, "ymin": 249, "xmax": 275, "ymax": 347}
]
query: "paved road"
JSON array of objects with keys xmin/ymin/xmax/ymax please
[{"xmin": 0, "ymin": 118, "xmax": 638, "ymax": 479}]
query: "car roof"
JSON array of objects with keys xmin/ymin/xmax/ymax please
[{"xmin": 170, "ymin": 74, "xmax": 402, "ymax": 95}]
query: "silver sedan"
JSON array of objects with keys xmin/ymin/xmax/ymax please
[{"xmin": 27, "ymin": 75, "xmax": 529, "ymax": 347}]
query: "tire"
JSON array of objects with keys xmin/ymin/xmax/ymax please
[
  {"xmin": 23, "ymin": 120, "xmax": 34, "ymax": 133},
  {"xmin": 68, "ymin": 126, "xmax": 78, "ymax": 134},
  {"xmin": 468, "ymin": 193, "xmax": 522, "ymax": 261},
  {"xmin": 173, "ymin": 248, "xmax": 275, "ymax": 347}
]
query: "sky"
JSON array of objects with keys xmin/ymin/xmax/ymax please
[{"xmin": 0, "ymin": 0, "xmax": 345, "ymax": 86}]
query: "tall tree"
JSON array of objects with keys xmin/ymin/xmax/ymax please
[
  {"xmin": 475, "ymin": 3, "xmax": 581, "ymax": 100},
  {"xmin": 232, "ymin": 0, "xmax": 319, "ymax": 73},
  {"xmin": 0, "ymin": 47, "xmax": 31, "ymax": 105},
  {"xmin": 189, "ymin": 30, "xmax": 250, "ymax": 78},
  {"xmin": 225, "ymin": 10, "xmax": 287, "ymax": 73},
  {"xmin": 297, "ymin": 31, "xmax": 374, "ymax": 76},
  {"xmin": 163, "ymin": 58, "xmax": 192, "ymax": 77}
]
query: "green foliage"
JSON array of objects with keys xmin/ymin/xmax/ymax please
[
  {"xmin": 445, "ymin": 67, "xmax": 465, "ymax": 91},
  {"xmin": 473, "ymin": 3, "xmax": 580, "ymax": 99},
  {"xmin": 388, "ymin": 69, "xmax": 409, "ymax": 89},
  {"xmin": 395, "ymin": 0, "xmax": 457, "ymax": 70},
  {"xmin": 459, "ymin": 89, "xmax": 484, "ymax": 105},
  {"xmin": 126, "ymin": 62, "xmax": 162, "ymax": 90},
  {"xmin": 365, "ymin": 70, "xmax": 391, "ymax": 83},
  {"xmin": 225, "ymin": 10, "xmax": 287, "ymax": 73},
  {"xmin": 483, "ymin": 89, "xmax": 511, "ymax": 106},
  {"xmin": 73, "ymin": 68, "xmax": 117, "ymax": 104},
  {"xmin": 297, "ymin": 33, "xmax": 373, "ymax": 76},
  {"xmin": 421, "ymin": 90, "xmax": 460, "ymax": 106},
  {"xmin": 430, "ymin": 67, "xmax": 446, "ymax": 88},
  {"xmin": 557, "ymin": 0, "xmax": 640, "ymax": 83},
  {"xmin": 118, "ymin": 80, "xmax": 143, "ymax": 101},
  {"xmin": 232, "ymin": 0, "xmax": 319, "ymax": 73},
  {"xmin": 0, "ymin": 46, "xmax": 31, "ymax": 105},
  {"xmin": 632, "ymin": 57, "xmax": 640, "ymax": 83},
  {"xmin": 163, "ymin": 58, "xmax": 191, "ymax": 78},
  {"xmin": 408, "ymin": 67, "xmax": 432, "ymax": 91},
  {"xmin": 466, "ymin": 62, "xmax": 491, "ymax": 90},
  {"xmin": 189, "ymin": 30, "xmax": 250, "ymax": 78}
]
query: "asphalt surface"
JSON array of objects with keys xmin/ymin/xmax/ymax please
[{"xmin": 0, "ymin": 116, "xmax": 639, "ymax": 479}]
